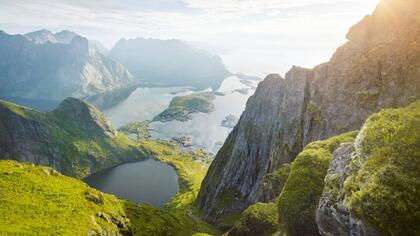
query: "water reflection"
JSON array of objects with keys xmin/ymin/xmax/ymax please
[
  {"xmin": 103, "ymin": 76, "xmax": 259, "ymax": 153},
  {"xmin": 84, "ymin": 159, "xmax": 179, "ymax": 208}
]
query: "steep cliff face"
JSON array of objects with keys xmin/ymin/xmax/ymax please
[
  {"xmin": 0, "ymin": 98, "xmax": 145, "ymax": 178},
  {"xmin": 196, "ymin": 0, "xmax": 420, "ymax": 225},
  {"xmin": 0, "ymin": 31, "xmax": 134, "ymax": 100}
]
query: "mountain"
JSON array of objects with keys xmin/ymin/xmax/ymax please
[
  {"xmin": 24, "ymin": 29, "xmax": 80, "ymax": 44},
  {"xmin": 195, "ymin": 0, "xmax": 420, "ymax": 228},
  {"xmin": 110, "ymin": 38, "xmax": 230, "ymax": 89},
  {"xmin": 24, "ymin": 29, "xmax": 58, "ymax": 44},
  {"xmin": 0, "ymin": 98, "xmax": 219, "ymax": 235},
  {"xmin": 0, "ymin": 98, "xmax": 146, "ymax": 178},
  {"xmin": 226, "ymin": 101, "xmax": 419, "ymax": 236},
  {"xmin": 0, "ymin": 30, "xmax": 134, "ymax": 100}
]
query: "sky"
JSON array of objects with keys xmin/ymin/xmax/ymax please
[{"xmin": 0, "ymin": 0, "xmax": 379, "ymax": 77}]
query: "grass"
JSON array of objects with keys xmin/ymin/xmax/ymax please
[
  {"xmin": 344, "ymin": 101, "xmax": 420, "ymax": 235},
  {"xmin": 277, "ymin": 131, "xmax": 358, "ymax": 236},
  {"xmin": 0, "ymin": 98, "xmax": 149, "ymax": 178},
  {"xmin": 0, "ymin": 160, "xmax": 190, "ymax": 235},
  {"xmin": 118, "ymin": 120, "xmax": 151, "ymax": 141},
  {"xmin": 138, "ymin": 140, "xmax": 220, "ymax": 235},
  {"xmin": 0, "ymin": 98, "xmax": 220, "ymax": 235},
  {"xmin": 229, "ymin": 202, "xmax": 278, "ymax": 236}
]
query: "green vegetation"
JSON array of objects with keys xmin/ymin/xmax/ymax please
[
  {"xmin": 0, "ymin": 160, "xmax": 189, "ymax": 235},
  {"xmin": 262, "ymin": 164, "xmax": 291, "ymax": 197},
  {"xmin": 0, "ymin": 99, "xmax": 220, "ymax": 235},
  {"xmin": 277, "ymin": 131, "xmax": 358, "ymax": 235},
  {"xmin": 118, "ymin": 120, "xmax": 151, "ymax": 141},
  {"xmin": 344, "ymin": 101, "xmax": 420, "ymax": 235},
  {"xmin": 306, "ymin": 102, "xmax": 323, "ymax": 124},
  {"xmin": 136, "ymin": 140, "xmax": 220, "ymax": 235},
  {"xmin": 229, "ymin": 202, "xmax": 278, "ymax": 236},
  {"xmin": 0, "ymin": 98, "xmax": 149, "ymax": 178},
  {"xmin": 153, "ymin": 92, "xmax": 215, "ymax": 122}
]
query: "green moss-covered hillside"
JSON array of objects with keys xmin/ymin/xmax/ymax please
[
  {"xmin": 277, "ymin": 131, "xmax": 358, "ymax": 235},
  {"xmin": 228, "ymin": 202, "xmax": 278, "ymax": 236},
  {"xmin": 0, "ymin": 98, "xmax": 151, "ymax": 178},
  {"xmin": 153, "ymin": 92, "xmax": 215, "ymax": 122},
  {"xmin": 344, "ymin": 101, "xmax": 420, "ymax": 235},
  {"xmin": 0, "ymin": 160, "xmax": 190, "ymax": 235}
]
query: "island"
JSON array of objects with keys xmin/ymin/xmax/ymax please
[{"xmin": 153, "ymin": 92, "xmax": 216, "ymax": 122}]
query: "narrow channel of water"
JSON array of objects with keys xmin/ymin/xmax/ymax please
[{"xmin": 84, "ymin": 159, "xmax": 179, "ymax": 208}]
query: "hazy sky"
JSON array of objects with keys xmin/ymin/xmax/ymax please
[{"xmin": 0, "ymin": 0, "xmax": 379, "ymax": 77}]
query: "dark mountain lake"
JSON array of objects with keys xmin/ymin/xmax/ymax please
[{"xmin": 84, "ymin": 159, "xmax": 179, "ymax": 208}]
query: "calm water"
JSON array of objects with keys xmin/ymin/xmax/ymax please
[
  {"xmin": 84, "ymin": 159, "xmax": 179, "ymax": 208},
  {"xmin": 103, "ymin": 76, "xmax": 260, "ymax": 153}
]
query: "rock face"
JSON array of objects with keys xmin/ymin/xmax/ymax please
[
  {"xmin": 196, "ymin": 0, "xmax": 420, "ymax": 224},
  {"xmin": 110, "ymin": 38, "xmax": 229, "ymax": 89},
  {"xmin": 0, "ymin": 30, "xmax": 134, "ymax": 100},
  {"xmin": 315, "ymin": 143, "xmax": 379, "ymax": 236},
  {"xmin": 316, "ymin": 143, "xmax": 355, "ymax": 236}
]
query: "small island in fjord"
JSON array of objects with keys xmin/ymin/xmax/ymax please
[{"xmin": 153, "ymin": 92, "xmax": 216, "ymax": 122}]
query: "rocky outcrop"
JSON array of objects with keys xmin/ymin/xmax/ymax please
[
  {"xmin": 315, "ymin": 143, "xmax": 378, "ymax": 236},
  {"xmin": 316, "ymin": 101, "xmax": 420, "ymax": 236},
  {"xmin": 316, "ymin": 143, "xmax": 355, "ymax": 236},
  {"xmin": 0, "ymin": 31, "xmax": 134, "ymax": 100},
  {"xmin": 196, "ymin": 0, "xmax": 420, "ymax": 225}
]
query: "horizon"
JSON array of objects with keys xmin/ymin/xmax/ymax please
[{"xmin": 0, "ymin": 0, "xmax": 379, "ymax": 77}]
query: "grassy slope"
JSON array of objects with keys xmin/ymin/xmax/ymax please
[
  {"xmin": 0, "ymin": 99, "xmax": 219, "ymax": 235},
  {"xmin": 277, "ymin": 131, "xmax": 358, "ymax": 235},
  {"xmin": 344, "ymin": 101, "xmax": 420, "ymax": 235},
  {"xmin": 0, "ymin": 99, "xmax": 148, "ymax": 178},
  {"xmin": 0, "ymin": 160, "xmax": 186, "ymax": 235},
  {"xmin": 139, "ymin": 140, "xmax": 220, "ymax": 235},
  {"xmin": 0, "ymin": 140, "xmax": 219, "ymax": 235}
]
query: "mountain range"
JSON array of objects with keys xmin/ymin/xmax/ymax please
[
  {"xmin": 0, "ymin": 29, "xmax": 230, "ymax": 108},
  {"xmin": 0, "ymin": 0, "xmax": 419, "ymax": 235},
  {"xmin": 0, "ymin": 30, "xmax": 134, "ymax": 101}
]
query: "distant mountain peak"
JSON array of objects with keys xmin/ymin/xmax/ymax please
[
  {"xmin": 24, "ymin": 29, "xmax": 81, "ymax": 45},
  {"xmin": 54, "ymin": 30, "xmax": 79, "ymax": 44},
  {"xmin": 24, "ymin": 29, "xmax": 56, "ymax": 44}
]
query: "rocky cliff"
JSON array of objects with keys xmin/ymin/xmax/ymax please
[
  {"xmin": 196, "ymin": 0, "xmax": 420, "ymax": 226},
  {"xmin": 0, "ymin": 98, "xmax": 145, "ymax": 178},
  {"xmin": 0, "ymin": 31, "xmax": 134, "ymax": 100}
]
